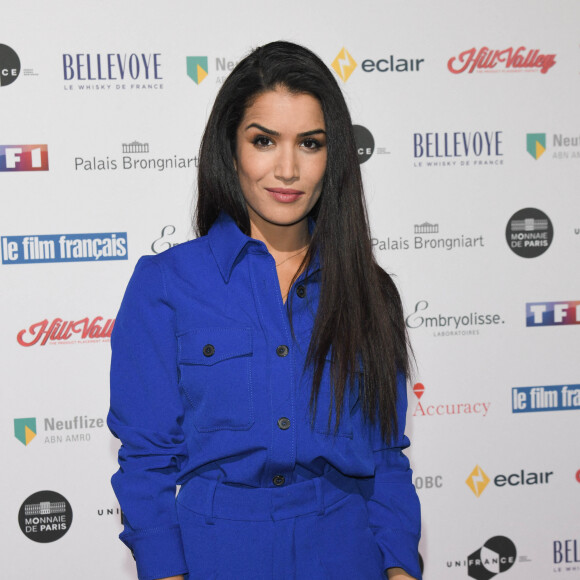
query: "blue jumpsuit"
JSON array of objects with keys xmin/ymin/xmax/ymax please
[{"xmin": 108, "ymin": 212, "xmax": 422, "ymax": 580}]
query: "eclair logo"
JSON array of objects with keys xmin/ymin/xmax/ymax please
[
  {"xmin": 332, "ymin": 48, "xmax": 357, "ymax": 82},
  {"xmin": 448, "ymin": 46, "xmax": 556, "ymax": 74},
  {"xmin": 466, "ymin": 465, "xmax": 490, "ymax": 497},
  {"xmin": 17, "ymin": 317, "xmax": 115, "ymax": 346}
]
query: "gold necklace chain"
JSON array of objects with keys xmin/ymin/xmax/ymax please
[{"xmin": 275, "ymin": 246, "xmax": 308, "ymax": 268}]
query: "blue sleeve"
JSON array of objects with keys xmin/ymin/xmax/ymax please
[
  {"xmin": 366, "ymin": 372, "xmax": 422, "ymax": 580},
  {"xmin": 107, "ymin": 256, "xmax": 189, "ymax": 580}
]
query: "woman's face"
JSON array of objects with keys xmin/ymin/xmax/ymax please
[{"xmin": 235, "ymin": 87, "xmax": 327, "ymax": 233}]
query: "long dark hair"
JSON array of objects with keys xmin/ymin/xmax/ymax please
[{"xmin": 196, "ymin": 41, "xmax": 411, "ymax": 442}]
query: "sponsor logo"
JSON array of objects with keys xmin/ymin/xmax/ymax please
[
  {"xmin": 151, "ymin": 225, "xmax": 183, "ymax": 254},
  {"xmin": 332, "ymin": 47, "xmax": 424, "ymax": 82},
  {"xmin": 553, "ymin": 539, "xmax": 580, "ymax": 573},
  {"xmin": 1, "ymin": 233, "xmax": 127, "ymax": 264},
  {"xmin": 413, "ymin": 474, "xmax": 443, "ymax": 490},
  {"xmin": 576, "ymin": 470, "xmax": 580, "ymax": 483},
  {"xmin": 332, "ymin": 47, "xmax": 357, "ymax": 82},
  {"xmin": 466, "ymin": 465, "xmax": 490, "ymax": 497},
  {"xmin": 468, "ymin": 536, "xmax": 517, "ymax": 579},
  {"xmin": 527, "ymin": 133, "xmax": 546, "ymax": 159},
  {"xmin": 186, "ymin": 56, "xmax": 208, "ymax": 84},
  {"xmin": 413, "ymin": 131, "xmax": 503, "ymax": 167},
  {"xmin": 411, "ymin": 382, "xmax": 491, "ymax": 418},
  {"xmin": 0, "ymin": 144, "xmax": 49, "ymax": 172},
  {"xmin": 506, "ymin": 208, "xmax": 553, "ymax": 258},
  {"xmin": 406, "ymin": 300, "xmax": 504, "ymax": 338},
  {"xmin": 17, "ymin": 317, "xmax": 115, "ymax": 346},
  {"xmin": 15, "ymin": 414, "xmax": 105, "ymax": 445},
  {"xmin": 467, "ymin": 465, "xmax": 553, "ymax": 497},
  {"xmin": 62, "ymin": 52, "xmax": 163, "ymax": 91},
  {"xmin": 74, "ymin": 141, "xmax": 198, "ymax": 172},
  {"xmin": 97, "ymin": 506, "xmax": 122, "ymax": 519},
  {"xmin": 14, "ymin": 418, "xmax": 37, "ymax": 446},
  {"xmin": 0, "ymin": 44, "xmax": 21, "ymax": 86},
  {"xmin": 373, "ymin": 222, "xmax": 485, "ymax": 252},
  {"xmin": 19, "ymin": 491, "xmax": 73, "ymax": 543},
  {"xmin": 353, "ymin": 125, "xmax": 374, "ymax": 163},
  {"xmin": 448, "ymin": 47, "xmax": 556, "ymax": 74},
  {"xmin": 526, "ymin": 301, "xmax": 580, "ymax": 327},
  {"xmin": 513, "ymin": 384, "xmax": 580, "ymax": 413}
]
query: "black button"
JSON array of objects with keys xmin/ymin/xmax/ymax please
[
  {"xmin": 277, "ymin": 417, "xmax": 291, "ymax": 430},
  {"xmin": 276, "ymin": 345, "xmax": 289, "ymax": 357},
  {"xmin": 296, "ymin": 285, "xmax": 306, "ymax": 298},
  {"xmin": 203, "ymin": 344, "xmax": 215, "ymax": 357},
  {"xmin": 272, "ymin": 475, "xmax": 285, "ymax": 486}
]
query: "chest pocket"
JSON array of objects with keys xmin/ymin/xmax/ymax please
[
  {"xmin": 177, "ymin": 327, "xmax": 254, "ymax": 432},
  {"xmin": 312, "ymin": 354, "xmax": 359, "ymax": 439}
]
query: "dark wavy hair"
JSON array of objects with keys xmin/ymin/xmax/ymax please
[{"xmin": 196, "ymin": 41, "xmax": 411, "ymax": 442}]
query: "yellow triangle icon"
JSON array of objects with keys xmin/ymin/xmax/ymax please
[
  {"xmin": 25, "ymin": 425, "xmax": 36, "ymax": 445},
  {"xmin": 197, "ymin": 64, "xmax": 208, "ymax": 84},
  {"xmin": 536, "ymin": 141, "xmax": 545, "ymax": 159}
]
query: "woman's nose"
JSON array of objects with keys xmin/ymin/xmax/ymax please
[{"xmin": 274, "ymin": 147, "xmax": 299, "ymax": 182}]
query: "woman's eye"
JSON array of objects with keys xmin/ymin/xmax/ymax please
[
  {"xmin": 253, "ymin": 136, "xmax": 273, "ymax": 148},
  {"xmin": 302, "ymin": 138, "xmax": 321, "ymax": 150}
]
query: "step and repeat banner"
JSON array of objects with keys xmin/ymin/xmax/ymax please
[{"xmin": 2, "ymin": 1, "xmax": 579, "ymax": 578}]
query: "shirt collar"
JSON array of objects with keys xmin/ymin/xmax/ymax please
[{"xmin": 208, "ymin": 211, "xmax": 321, "ymax": 283}]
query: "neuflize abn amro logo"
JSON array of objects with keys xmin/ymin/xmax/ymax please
[
  {"xmin": 186, "ymin": 56, "xmax": 208, "ymax": 85},
  {"xmin": 527, "ymin": 133, "xmax": 546, "ymax": 160},
  {"xmin": 14, "ymin": 418, "xmax": 37, "ymax": 446}
]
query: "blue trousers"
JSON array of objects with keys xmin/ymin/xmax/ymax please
[{"xmin": 176, "ymin": 470, "xmax": 386, "ymax": 579}]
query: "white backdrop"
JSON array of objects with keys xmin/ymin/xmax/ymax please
[{"xmin": 2, "ymin": 1, "xmax": 579, "ymax": 578}]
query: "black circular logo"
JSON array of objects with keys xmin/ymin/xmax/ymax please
[
  {"xmin": 0, "ymin": 44, "xmax": 21, "ymax": 87},
  {"xmin": 505, "ymin": 207, "xmax": 553, "ymax": 258},
  {"xmin": 18, "ymin": 490, "xmax": 73, "ymax": 543},
  {"xmin": 468, "ymin": 536, "xmax": 517, "ymax": 580},
  {"xmin": 353, "ymin": 125, "xmax": 375, "ymax": 164}
]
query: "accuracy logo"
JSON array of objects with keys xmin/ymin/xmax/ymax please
[
  {"xmin": 411, "ymin": 382, "xmax": 491, "ymax": 418},
  {"xmin": 186, "ymin": 56, "xmax": 208, "ymax": 84},
  {"xmin": 332, "ymin": 48, "xmax": 357, "ymax": 82},
  {"xmin": 14, "ymin": 418, "xmax": 37, "ymax": 446},
  {"xmin": 527, "ymin": 133, "xmax": 546, "ymax": 160},
  {"xmin": 466, "ymin": 465, "xmax": 490, "ymax": 497}
]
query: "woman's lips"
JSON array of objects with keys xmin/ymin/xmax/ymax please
[{"xmin": 265, "ymin": 188, "xmax": 305, "ymax": 203}]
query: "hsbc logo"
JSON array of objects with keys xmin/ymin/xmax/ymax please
[{"xmin": 0, "ymin": 145, "xmax": 49, "ymax": 172}]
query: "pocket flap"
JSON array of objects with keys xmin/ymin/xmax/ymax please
[{"xmin": 178, "ymin": 327, "xmax": 253, "ymax": 366}]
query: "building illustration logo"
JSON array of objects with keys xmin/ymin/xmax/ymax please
[
  {"xmin": 186, "ymin": 56, "xmax": 208, "ymax": 84},
  {"xmin": 332, "ymin": 48, "xmax": 357, "ymax": 82},
  {"xmin": 527, "ymin": 133, "xmax": 546, "ymax": 160},
  {"xmin": 466, "ymin": 465, "xmax": 490, "ymax": 497},
  {"xmin": 122, "ymin": 141, "xmax": 149, "ymax": 154},
  {"xmin": 14, "ymin": 418, "xmax": 37, "ymax": 446},
  {"xmin": 414, "ymin": 222, "xmax": 439, "ymax": 234}
]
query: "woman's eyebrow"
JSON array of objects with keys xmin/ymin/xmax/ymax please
[{"xmin": 244, "ymin": 123, "xmax": 326, "ymax": 138}]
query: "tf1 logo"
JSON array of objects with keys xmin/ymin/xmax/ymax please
[
  {"xmin": 526, "ymin": 301, "xmax": 580, "ymax": 327},
  {"xmin": 0, "ymin": 145, "xmax": 49, "ymax": 171}
]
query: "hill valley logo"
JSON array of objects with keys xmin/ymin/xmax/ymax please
[
  {"xmin": 411, "ymin": 382, "xmax": 490, "ymax": 418},
  {"xmin": 19, "ymin": 491, "xmax": 73, "ymax": 542},
  {"xmin": 505, "ymin": 208, "xmax": 553, "ymax": 258},
  {"xmin": 448, "ymin": 46, "xmax": 556, "ymax": 74},
  {"xmin": 17, "ymin": 317, "xmax": 115, "ymax": 346}
]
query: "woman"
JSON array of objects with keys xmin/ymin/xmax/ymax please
[{"xmin": 108, "ymin": 41, "xmax": 421, "ymax": 580}]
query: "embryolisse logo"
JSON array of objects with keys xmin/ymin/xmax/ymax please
[{"xmin": 406, "ymin": 300, "xmax": 504, "ymax": 337}]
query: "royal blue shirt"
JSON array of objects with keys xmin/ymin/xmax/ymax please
[{"xmin": 108, "ymin": 212, "xmax": 421, "ymax": 580}]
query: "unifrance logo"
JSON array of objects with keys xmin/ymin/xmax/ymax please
[
  {"xmin": 448, "ymin": 47, "xmax": 556, "ymax": 74},
  {"xmin": 0, "ymin": 44, "xmax": 21, "ymax": 86},
  {"xmin": 468, "ymin": 536, "xmax": 517, "ymax": 579},
  {"xmin": 526, "ymin": 301, "xmax": 580, "ymax": 327},
  {"xmin": 466, "ymin": 465, "xmax": 490, "ymax": 497},
  {"xmin": 1, "ymin": 233, "xmax": 127, "ymax": 264},
  {"xmin": 527, "ymin": 133, "xmax": 546, "ymax": 160},
  {"xmin": 17, "ymin": 317, "xmax": 115, "ymax": 346},
  {"xmin": 14, "ymin": 418, "xmax": 37, "ymax": 446},
  {"xmin": 0, "ymin": 145, "xmax": 49, "ymax": 172},
  {"xmin": 19, "ymin": 491, "xmax": 73, "ymax": 543},
  {"xmin": 411, "ymin": 382, "xmax": 491, "ymax": 418},
  {"xmin": 505, "ymin": 208, "xmax": 553, "ymax": 258},
  {"xmin": 332, "ymin": 48, "xmax": 357, "ymax": 82},
  {"xmin": 186, "ymin": 56, "xmax": 208, "ymax": 84},
  {"xmin": 513, "ymin": 384, "xmax": 580, "ymax": 413}
]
